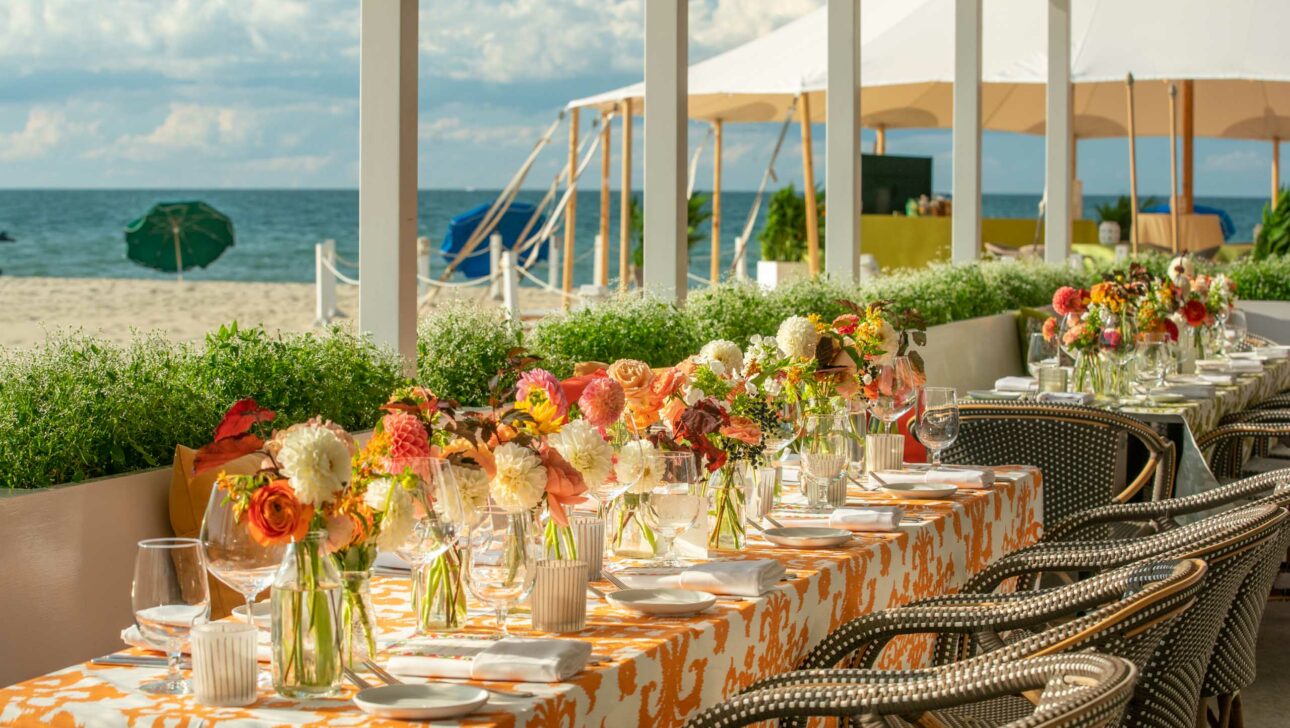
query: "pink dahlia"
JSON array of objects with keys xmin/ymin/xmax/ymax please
[
  {"xmin": 1052, "ymin": 286, "xmax": 1086, "ymax": 316},
  {"xmin": 517, "ymin": 368, "xmax": 570, "ymax": 419},
  {"xmin": 579, "ymin": 376, "xmax": 625, "ymax": 429},
  {"xmin": 382, "ymin": 410, "xmax": 432, "ymax": 478}
]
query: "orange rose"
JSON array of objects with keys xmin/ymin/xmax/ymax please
[
  {"xmin": 607, "ymin": 359, "xmax": 656, "ymax": 407},
  {"xmin": 246, "ymin": 480, "xmax": 313, "ymax": 546},
  {"xmin": 540, "ymin": 447, "xmax": 587, "ymax": 526},
  {"xmin": 720, "ymin": 416, "xmax": 762, "ymax": 446}
]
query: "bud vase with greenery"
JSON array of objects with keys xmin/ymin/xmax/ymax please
[{"xmin": 271, "ymin": 530, "xmax": 342, "ymax": 698}]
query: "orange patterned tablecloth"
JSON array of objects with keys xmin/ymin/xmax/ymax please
[{"xmin": 0, "ymin": 467, "xmax": 1042, "ymax": 728}]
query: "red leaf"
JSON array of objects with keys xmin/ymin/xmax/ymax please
[
  {"xmin": 214, "ymin": 399, "xmax": 276, "ymax": 441},
  {"xmin": 193, "ymin": 433, "xmax": 265, "ymax": 476}
]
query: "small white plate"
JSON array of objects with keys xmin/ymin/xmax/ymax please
[
  {"xmin": 880, "ymin": 482, "xmax": 959, "ymax": 499},
  {"xmin": 1147, "ymin": 392, "xmax": 1186, "ymax": 404},
  {"xmin": 607, "ymin": 588, "xmax": 717, "ymax": 617},
  {"xmin": 967, "ymin": 389, "xmax": 1025, "ymax": 400},
  {"xmin": 232, "ymin": 601, "xmax": 272, "ymax": 629},
  {"xmin": 762, "ymin": 526, "xmax": 854, "ymax": 548},
  {"xmin": 353, "ymin": 683, "xmax": 489, "ymax": 720}
]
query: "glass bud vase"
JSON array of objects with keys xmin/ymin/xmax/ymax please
[
  {"xmin": 415, "ymin": 547, "xmax": 467, "ymax": 633},
  {"xmin": 609, "ymin": 494, "xmax": 656, "ymax": 559},
  {"xmin": 271, "ymin": 530, "xmax": 343, "ymax": 698},
  {"xmin": 339, "ymin": 570, "xmax": 376, "ymax": 667},
  {"xmin": 1073, "ymin": 350, "xmax": 1107, "ymax": 396},
  {"xmin": 706, "ymin": 462, "xmax": 749, "ymax": 551}
]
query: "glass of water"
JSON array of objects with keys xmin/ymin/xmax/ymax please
[
  {"xmin": 1224, "ymin": 309, "xmax": 1249, "ymax": 355},
  {"xmin": 640, "ymin": 451, "xmax": 702, "ymax": 567},
  {"xmin": 800, "ymin": 414, "xmax": 848, "ymax": 512},
  {"xmin": 914, "ymin": 387, "xmax": 960, "ymax": 468},
  {"xmin": 1135, "ymin": 333, "xmax": 1171, "ymax": 392},
  {"xmin": 1027, "ymin": 332, "xmax": 1058, "ymax": 376},
  {"xmin": 133, "ymin": 538, "xmax": 210, "ymax": 695}
]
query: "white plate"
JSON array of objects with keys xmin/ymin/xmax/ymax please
[
  {"xmin": 353, "ymin": 683, "xmax": 489, "ymax": 720},
  {"xmin": 232, "ymin": 601, "xmax": 272, "ymax": 629},
  {"xmin": 879, "ymin": 482, "xmax": 959, "ymax": 499},
  {"xmin": 967, "ymin": 389, "xmax": 1025, "ymax": 400},
  {"xmin": 607, "ymin": 588, "xmax": 717, "ymax": 616},
  {"xmin": 1147, "ymin": 392, "xmax": 1186, "ymax": 404},
  {"xmin": 762, "ymin": 526, "xmax": 854, "ymax": 548}
]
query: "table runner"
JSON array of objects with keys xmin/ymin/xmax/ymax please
[{"xmin": 0, "ymin": 468, "xmax": 1042, "ymax": 728}]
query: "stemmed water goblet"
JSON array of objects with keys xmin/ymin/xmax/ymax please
[
  {"xmin": 799, "ymin": 413, "xmax": 847, "ymax": 512},
  {"xmin": 1026, "ymin": 332, "xmax": 1058, "ymax": 377},
  {"xmin": 463, "ymin": 500, "xmax": 543, "ymax": 636},
  {"xmin": 913, "ymin": 387, "xmax": 960, "ymax": 468},
  {"xmin": 869, "ymin": 356, "xmax": 919, "ymax": 431},
  {"xmin": 639, "ymin": 451, "xmax": 703, "ymax": 567},
  {"xmin": 132, "ymin": 538, "xmax": 210, "ymax": 695}
]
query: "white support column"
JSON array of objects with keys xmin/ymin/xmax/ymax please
[
  {"xmin": 826, "ymin": 0, "xmax": 862, "ymax": 282},
  {"xmin": 416, "ymin": 236, "xmax": 431, "ymax": 298},
  {"xmin": 951, "ymin": 0, "xmax": 982, "ymax": 264},
  {"xmin": 315, "ymin": 239, "xmax": 337, "ymax": 326},
  {"xmin": 1045, "ymin": 0, "xmax": 1072, "ymax": 265},
  {"xmin": 359, "ymin": 0, "xmax": 418, "ymax": 373},
  {"xmin": 643, "ymin": 0, "xmax": 688, "ymax": 303}
]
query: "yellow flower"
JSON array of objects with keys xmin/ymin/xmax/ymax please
[{"xmin": 515, "ymin": 390, "xmax": 565, "ymax": 435}]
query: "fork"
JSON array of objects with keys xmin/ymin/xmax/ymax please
[{"xmin": 361, "ymin": 658, "xmax": 536, "ymax": 699}]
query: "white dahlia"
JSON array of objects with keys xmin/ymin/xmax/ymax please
[
  {"xmin": 364, "ymin": 478, "xmax": 415, "ymax": 550},
  {"xmin": 875, "ymin": 321, "xmax": 901, "ymax": 363},
  {"xmin": 615, "ymin": 440, "xmax": 664, "ymax": 494},
  {"xmin": 776, "ymin": 316, "xmax": 820, "ymax": 360},
  {"xmin": 548, "ymin": 419, "xmax": 614, "ymax": 490},
  {"xmin": 490, "ymin": 442, "xmax": 547, "ymax": 512},
  {"xmin": 277, "ymin": 425, "xmax": 352, "ymax": 507},
  {"xmin": 700, "ymin": 339, "xmax": 744, "ymax": 375},
  {"xmin": 444, "ymin": 465, "xmax": 491, "ymax": 526}
]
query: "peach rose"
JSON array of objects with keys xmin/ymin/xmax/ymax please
[
  {"xmin": 540, "ymin": 447, "xmax": 587, "ymax": 526},
  {"xmin": 607, "ymin": 359, "xmax": 656, "ymax": 407},
  {"xmin": 720, "ymin": 416, "xmax": 762, "ymax": 446},
  {"xmin": 246, "ymin": 480, "xmax": 313, "ymax": 546}
]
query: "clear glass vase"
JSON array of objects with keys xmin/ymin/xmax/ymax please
[
  {"xmin": 414, "ymin": 547, "xmax": 467, "ymax": 633},
  {"xmin": 1073, "ymin": 350, "xmax": 1107, "ymax": 396},
  {"xmin": 271, "ymin": 530, "xmax": 343, "ymax": 698},
  {"xmin": 706, "ymin": 462, "xmax": 749, "ymax": 551},
  {"xmin": 608, "ymin": 494, "xmax": 656, "ymax": 559},
  {"xmin": 339, "ymin": 570, "xmax": 376, "ymax": 667}
]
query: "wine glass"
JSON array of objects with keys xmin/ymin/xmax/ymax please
[
  {"xmin": 396, "ymin": 458, "xmax": 467, "ymax": 567},
  {"xmin": 463, "ymin": 502, "xmax": 541, "ymax": 636},
  {"xmin": 640, "ymin": 451, "xmax": 702, "ymax": 567},
  {"xmin": 799, "ymin": 413, "xmax": 848, "ymax": 512},
  {"xmin": 914, "ymin": 387, "xmax": 960, "ymax": 468},
  {"xmin": 1135, "ymin": 333, "xmax": 1171, "ymax": 392},
  {"xmin": 1026, "ymin": 333, "xmax": 1058, "ymax": 377},
  {"xmin": 869, "ymin": 356, "xmax": 919, "ymax": 431},
  {"xmin": 200, "ymin": 486, "xmax": 285, "ymax": 627},
  {"xmin": 132, "ymin": 538, "xmax": 210, "ymax": 695},
  {"xmin": 1224, "ymin": 309, "xmax": 1249, "ymax": 355}
]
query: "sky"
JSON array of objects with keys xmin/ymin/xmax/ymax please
[{"xmin": 0, "ymin": 0, "xmax": 1281, "ymax": 197}]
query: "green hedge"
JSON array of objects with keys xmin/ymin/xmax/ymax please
[{"xmin": 5, "ymin": 255, "xmax": 1290, "ymax": 489}]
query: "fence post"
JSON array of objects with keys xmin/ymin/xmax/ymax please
[
  {"xmin": 592, "ymin": 233, "xmax": 607, "ymax": 287},
  {"xmin": 489, "ymin": 233, "xmax": 504, "ymax": 300},
  {"xmin": 315, "ymin": 239, "xmax": 338, "ymax": 326},
  {"xmin": 734, "ymin": 235, "xmax": 748, "ymax": 280},
  {"xmin": 547, "ymin": 236, "xmax": 560, "ymax": 290},
  {"xmin": 501, "ymin": 249, "xmax": 520, "ymax": 322},
  {"xmin": 416, "ymin": 236, "xmax": 431, "ymax": 298}
]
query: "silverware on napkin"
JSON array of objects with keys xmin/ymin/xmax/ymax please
[{"xmin": 92, "ymin": 654, "xmax": 191, "ymax": 669}]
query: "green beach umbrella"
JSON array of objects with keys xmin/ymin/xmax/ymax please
[{"xmin": 124, "ymin": 201, "xmax": 234, "ymax": 279}]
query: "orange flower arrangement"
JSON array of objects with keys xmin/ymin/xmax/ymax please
[{"xmin": 243, "ymin": 479, "xmax": 314, "ymax": 546}]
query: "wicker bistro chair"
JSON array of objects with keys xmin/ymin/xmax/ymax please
[
  {"xmin": 730, "ymin": 559, "xmax": 1205, "ymax": 728},
  {"xmin": 938, "ymin": 403, "xmax": 1176, "ymax": 526},
  {"xmin": 958, "ymin": 504, "xmax": 1287, "ymax": 728},
  {"xmin": 1195, "ymin": 420, "xmax": 1290, "ymax": 479},
  {"xmin": 684, "ymin": 653, "xmax": 1139, "ymax": 728}
]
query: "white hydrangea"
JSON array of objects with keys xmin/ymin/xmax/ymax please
[
  {"xmin": 699, "ymin": 339, "xmax": 744, "ymax": 375},
  {"xmin": 277, "ymin": 425, "xmax": 352, "ymax": 507},
  {"xmin": 614, "ymin": 440, "xmax": 665, "ymax": 494},
  {"xmin": 364, "ymin": 478, "xmax": 415, "ymax": 550},
  {"xmin": 548, "ymin": 420, "xmax": 615, "ymax": 491},
  {"xmin": 490, "ymin": 443, "xmax": 547, "ymax": 512},
  {"xmin": 776, "ymin": 316, "xmax": 820, "ymax": 360}
]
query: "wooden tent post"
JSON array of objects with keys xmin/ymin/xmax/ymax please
[
  {"xmin": 711, "ymin": 119, "xmax": 723, "ymax": 284},
  {"xmin": 598, "ymin": 111, "xmax": 611, "ymax": 287},
  {"xmin": 619, "ymin": 99, "xmax": 633, "ymax": 291},
  {"xmin": 1181, "ymin": 80, "xmax": 1194, "ymax": 214},
  {"xmin": 563, "ymin": 107, "xmax": 579, "ymax": 307},
  {"xmin": 1168, "ymin": 83, "xmax": 1180, "ymax": 253},
  {"xmin": 1125, "ymin": 74, "xmax": 1140, "ymax": 253},
  {"xmin": 799, "ymin": 93, "xmax": 821, "ymax": 278},
  {"xmin": 1274, "ymin": 137, "xmax": 1281, "ymax": 210},
  {"xmin": 875, "ymin": 125, "xmax": 887, "ymax": 155}
]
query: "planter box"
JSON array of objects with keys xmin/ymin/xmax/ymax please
[
  {"xmin": 921, "ymin": 312, "xmax": 1025, "ymax": 394},
  {"xmin": 756, "ymin": 260, "xmax": 808, "ymax": 290},
  {"xmin": 1239, "ymin": 300, "xmax": 1290, "ymax": 345},
  {"xmin": 0, "ymin": 467, "xmax": 173, "ymax": 687}
]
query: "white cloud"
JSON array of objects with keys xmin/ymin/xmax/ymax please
[
  {"xmin": 0, "ymin": 107, "xmax": 77, "ymax": 161},
  {"xmin": 1203, "ymin": 149, "xmax": 1265, "ymax": 174},
  {"xmin": 98, "ymin": 103, "xmax": 255, "ymax": 160},
  {"xmin": 690, "ymin": 0, "xmax": 822, "ymax": 50},
  {"xmin": 420, "ymin": 116, "xmax": 546, "ymax": 147}
]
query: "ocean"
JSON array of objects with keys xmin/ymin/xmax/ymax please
[{"xmin": 0, "ymin": 189, "xmax": 1271, "ymax": 284}]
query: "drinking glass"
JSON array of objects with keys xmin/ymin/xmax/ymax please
[
  {"xmin": 1224, "ymin": 309, "xmax": 1249, "ymax": 354},
  {"xmin": 395, "ymin": 458, "xmax": 467, "ymax": 567},
  {"xmin": 869, "ymin": 356, "xmax": 919, "ymax": 431},
  {"xmin": 1026, "ymin": 333, "xmax": 1058, "ymax": 377},
  {"xmin": 463, "ymin": 503, "xmax": 541, "ymax": 636},
  {"xmin": 200, "ymin": 486, "xmax": 285, "ymax": 628},
  {"xmin": 640, "ymin": 452, "xmax": 702, "ymax": 567},
  {"xmin": 132, "ymin": 538, "xmax": 210, "ymax": 695},
  {"xmin": 1135, "ymin": 334, "xmax": 1171, "ymax": 392},
  {"xmin": 914, "ymin": 387, "xmax": 960, "ymax": 468},
  {"xmin": 799, "ymin": 413, "xmax": 848, "ymax": 512}
]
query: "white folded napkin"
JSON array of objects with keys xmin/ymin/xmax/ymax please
[
  {"xmin": 660, "ymin": 559, "xmax": 785, "ymax": 597},
  {"xmin": 1036, "ymin": 391, "xmax": 1094, "ymax": 405},
  {"xmin": 829, "ymin": 507, "xmax": 904, "ymax": 532},
  {"xmin": 994, "ymin": 376, "xmax": 1038, "ymax": 393},
  {"xmin": 1157, "ymin": 383, "xmax": 1214, "ymax": 399},
  {"xmin": 387, "ymin": 637, "xmax": 592, "ymax": 683},
  {"xmin": 374, "ymin": 550, "xmax": 412, "ymax": 571},
  {"xmin": 1197, "ymin": 373, "xmax": 1234, "ymax": 386},
  {"xmin": 872, "ymin": 468, "xmax": 990, "ymax": 489},
  {"xmin": 1256, "ymin": 346, "xmax": 1289, "ymax": 359},
  {"xmin": 122, "ymin": 625, "xmax": 272, "ymax": 663},
  {"xmin": 1197, "ymin": 358, "xmax": 1261, "ymax": 374}
]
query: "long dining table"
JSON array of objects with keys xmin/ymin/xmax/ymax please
[{"xmin": 0, "ymin": 467, "xmax": 1042, "ymax": 728}]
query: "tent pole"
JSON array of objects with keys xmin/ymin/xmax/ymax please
[
  {"xmin": 799, "ymin": 92, "xmax": 821, "ymax": 278},
  {"xmin": 1125, "ymin": 73, "xmax": 1140, "ymax": 253},
  {"xmin": 1274, "ymin": 137, "xmax": 1281, "ymax": 210},
  {"xmin": 875, "ymin": 125, "xmax": 886, "ymax": 155},
  {"xmin": 711, "ymin": 119, "xmax": 723, "ymax": 284},
  {"xmin": 598, "ymin": 110, "xmax": 611, "ymax": 288},
  {"xmin": 563, "ymin": 107, "xmax": 579, "ymax": 308},
  {"xmin": 620, "ymin": 99, "xmax": 633, "ymax": 291},
  {"xmin": 1181, "ymin": 80, "xmax": 1194, "ymax": 214},
  {"xmin": 1168, "ymin": 83, "xmax": 1180, "ymax": 254}
]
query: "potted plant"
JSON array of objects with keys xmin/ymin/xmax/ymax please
[
  {"xmin": 627, "ymin": 193, "xmax": 711, "ymax": 286},
  {"xmin": 1254, "ymin": 187, "xmax": 1290, "ymax": 260},
  {"xmin": 756, "ymin": 185, "xmax": 825, "ymax": 289},
  {"xmin": 1093, "ymin": 195, "xmax": 1158, "ymax": 246}
]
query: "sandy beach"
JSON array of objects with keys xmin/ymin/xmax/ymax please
[{"xmin": 0, "ymin": 276, "xmax": 567, "ymax": 350}]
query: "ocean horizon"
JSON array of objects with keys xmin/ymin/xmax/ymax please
[{"xmin": 0, "ymin": 188, "xmax": 1271, "ymax": 285}]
